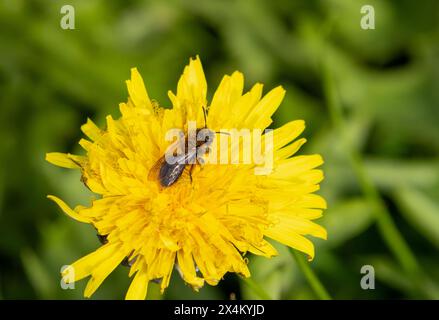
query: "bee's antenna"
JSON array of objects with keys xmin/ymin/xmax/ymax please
[
  {"xmin": 215, "ymin": 131, "xmax": 230, "ymax": 136},
  {"xmin": 202, "ymin": 106, "xmax": 208, "ymax": 128}
]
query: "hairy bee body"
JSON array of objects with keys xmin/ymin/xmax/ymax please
[{"xmin": 150, "ymin": 128, "xmax": 214, "ymax": 187}]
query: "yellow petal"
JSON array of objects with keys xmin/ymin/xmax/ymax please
[
  {"xmin": 296, "ymin": 194, "xmax": 327, "ymax": 209},
  {"xmin": 126, "ymin": 67, "xmax": 153, "ymax": 111},
  {"xmin": 78, "ymin": 138, "xmax": 93, "ymax": 151},
  {"xmin": 208, "ymin": 71, "xmax": 244, "ymax": 128},
  {"xmin": 274, "ymin": 214, "xmax": 327, "ymax": 239},
  {"xmin": 177, "ymin": 249, "xmax": 205, "ymax": 289},
  {"xmin": 243, "ymin": 86, "xmax": 285, "ymax": 129},
  {"xmin": 176, "ymin": 55, "xmax": 207, "ymax": 122},
  {"xmin": 126, "ymin": 268, "xmax": 149, "ymax": 300},
  {"xmin": 81, "ymin": 118, "xmax": 102, "ymax": 142},
  {"xmin": 272, "ymin": 120, "xmax": 305, "ymax": 150},
  {"xmin": 275, "ymin": 138, "xmax": 307, "ymax": 160},
  {"xmin": 272, "ymin": 154, "xmax": 324, "ymax": 179},
  {"xmin": 63, "ymin": 243, "xmax": 120, "ymax": 282},
  {"xmin": 190, "ymin": 228, "xmax": 220, "ymax": 283},
  {"xmin": 265, "ymin": 227, "xmax": 316, "ymax": 260},
  {"xmin": 159, "ymin": 251, "xmax": 176, "ymax": 292},
  {"xmin": 47, "ymin": 195, "xmax": 91, "ymax": 223},
  {"xmin": 45, "ymin": 152, "xmax": 82, "ymax": 169},
  {"xmin": 84, "ymin": 247, "xmax": 126, "ymax": 298},
  {"xmin": 229, "ymin": 83, "xmax": 263, "ymax": 128},
  {"xmin": 271, "ymin": 207, "xmax": 324, "ymax": 220},
  {"xmin": 160, "ymin": 233, "xmax": 180, "ymax": 251},
  {"xmin": 247, "ymin": 239, "xmax": 278, "ymax": 258}
]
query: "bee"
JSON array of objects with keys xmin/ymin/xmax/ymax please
[{"xmin": 148, "ymin": 108, "xmax": 223, "ymax": 187}]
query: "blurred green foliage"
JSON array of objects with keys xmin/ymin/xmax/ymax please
[{"xmin": 1, "ymin": 0, "xmax": 439, "ymax": 299}]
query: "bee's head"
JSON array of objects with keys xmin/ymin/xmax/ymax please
[{"xmin": 197, "ymin": 128, "xmax": 215, "ymax": 147}]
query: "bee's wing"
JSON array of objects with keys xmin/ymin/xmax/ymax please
[
  {"xmin": 148, "ymin": 155, "xmax": 166, "ymax": 182},
  {"xmin": 176, "ymin": 148, "xmax": 198, "ymax": 164},
  {"xmin": 147, "ymin": 136, "xmax": 186, "ymax": 182}
]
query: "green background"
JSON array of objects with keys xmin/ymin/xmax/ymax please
[{"xmin": 1, "ymin": 0, "xmax": 439, "ymax": 299}]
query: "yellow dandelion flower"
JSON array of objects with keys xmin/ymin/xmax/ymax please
[{"xmin": 46, "ymin": 56, "xmax": 327, "ymax": 300}]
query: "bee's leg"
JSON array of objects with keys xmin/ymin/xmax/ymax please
[
  {"xmin": 188, "ymin": 164, "xmax": 194, "ymax": 183},
  {"xmin": 97, "ymin": 233, "xmax": 108, "ymax": 245},
  {"xmin": 197, "ymin": 156, "xmax": 205, "ymax": 165},
  {"xmin": 200, "ymin": 148, "xmax": 211, "ymax": 163},
  {"xmin": 121, "ymin": 253, "xmax": 137, "ymax": 267}
]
